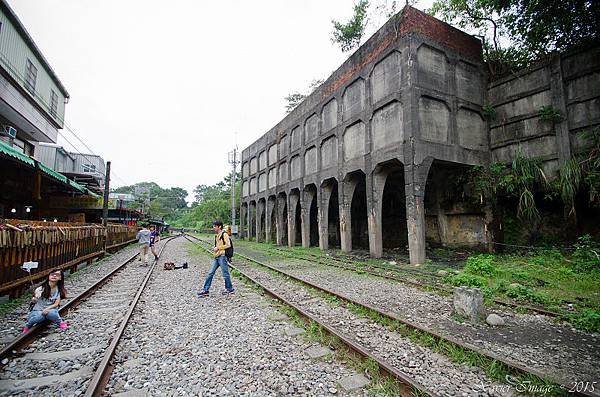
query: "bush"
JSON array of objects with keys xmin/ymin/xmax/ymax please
[
  {"xmin": 571, "ymin": 235, "xmax": 600, "ymax": 273},
  {"xmin": 569, "ymin": 309, "xmax": 600, "ymax": 333},
  {"xmin": 506, "ymin": 284, "xmax": 547, "ymax": 304},
  {"xmin": 448, "ymin": 273, "xmax": 487, "ymax": 288},
  {"xmin": 464, "ymin": 254, "xmax": 498, "ymax": 276},
  {"xmin": 530, "ymin": 249, "xmax": 564, "ymax": 267}
]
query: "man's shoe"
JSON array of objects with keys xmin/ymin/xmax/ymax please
[
  {"xmin": 222, "ymin": 289, "xmax": 235, "ymax": 295},
  {"xmin": 197, "ymin": 290, "xmax": 209, "ymax": 298},
  {"xmin": 22, "ymin": 326, "xmax": 30, "ymax": 334},
  {"xmin": 154, "ymin": 254, "xmax": 159, "ymax": 260},
  {"xmin": 58, "ymin": 322, "xmax": 69, "ymax": 330}
]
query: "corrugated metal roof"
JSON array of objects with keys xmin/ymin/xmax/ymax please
[
  {"xmin": 0, "ymin": 138, "xmax": 35, "ymax": 166},
  {"xmin": 37, "ymin": 161, "xmax": 67, "ymax": 183},
  {"xmin": 68, "ymin": 179, "xmax": 86, "ymax": 193},
  {"xmin": 2, "ymin": 139, "xmax": 101, "ymax": 197}
]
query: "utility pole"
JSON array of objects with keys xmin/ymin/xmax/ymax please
[
  {"xmin": 228, "ymin": 148, "xmax": 239, "ymax": 234},
  {"xmin": 102, "ymin": 161, "xmax": 111, "ymax": 227}
]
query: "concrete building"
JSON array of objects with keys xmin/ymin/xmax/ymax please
[
  {"xmin": 0, "ymin": 0, "xmax": 96, "ymax": 220},
  {"xmin": 0, "ymin": 0, "xmax": 69, "ymax": 153},
  {"xmin": 239, "ymin": 6, "xmax": 600, "ymax": 264},
  {"xmin": 35, "ymin": 143, "xmax": 106, "ymax": 194}
]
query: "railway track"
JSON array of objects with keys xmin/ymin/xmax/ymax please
[
  {"xmin": 185, "ymin": 235, "xmax": 540, "ymax": 397},
  {"xmin": 262, "ymin": 244, "xmax": 562, "ymax": 317},
  {"xmin": 187, "ymin": 234, "xmax": 598, "ymax": 397},
  {"xmin": 0, "ymin": 235, "xmax": 178, "ymax": 397}
]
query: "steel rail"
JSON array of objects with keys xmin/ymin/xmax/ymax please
[
  {"xmin": 184, "ymin": 235, "xmax": 433, "ymax": 397},
  {"xmin": 0, "ymin": 235, "xmax": 175, "ymax": 363},
  {"xmin": 83, "ymin": 235, "xmax": 177, "ymax": 397},
  {"xmin": 187, "ymin": 234, "xmax": 597, "ymax": 397}
]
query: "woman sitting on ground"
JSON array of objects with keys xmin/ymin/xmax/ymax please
[{"xmin": 23, "ymin": 269, "xmax": 68, "ymax": 333}]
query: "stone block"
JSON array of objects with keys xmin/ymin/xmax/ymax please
[
  {"xmin": 284, "ymin": 326, "xmax": 305, "ymax": 337},
  {"xmin": 338, "ymin": 374, "xmax": 370, "ymax": 391},
  {"xmin": 453, "ymin": 287, "xmax": 485, "ymax": 322},
  {"xmin": 486, "ymin": 313, "xmax": 505, "ymax": 326},
  {"xmin": 304, "ymin": 345, "xmax": 332, "ymax": 359}
]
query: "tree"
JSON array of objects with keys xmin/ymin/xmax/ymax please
[
  {"xmin": 331, "ymin": 0, "xmax": 370, "ymax": 52},
  {"xmin": 284, "ymin": 79, "xmax": 324, "ymax": 113},
  {"xmin": 112, "ymin": 182, "xmax": 188, "ymax": 221},
  {"xmin": 429, "ymin": 0, "xmax": 599, "ymax": 75}
]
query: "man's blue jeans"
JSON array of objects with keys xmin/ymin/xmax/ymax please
[
  {"xmin": 202, "ymin": 255, "xmax": 233, "ymax": 291},
  {"xmin": 27, "ymin": 309, "xmax": 62, "ymax": 328}
]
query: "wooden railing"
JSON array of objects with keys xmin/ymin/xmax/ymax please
[
  {"xmin": 0, "ymin": 220, "xmax": 137, "ymax": 298},
  {"xmin": 105, "ymin": 223, "xmax": 138, "ymax": 250}
]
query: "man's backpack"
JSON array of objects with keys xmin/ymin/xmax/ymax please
[{"xmin": 217, "ymin": 232, "xmax": 234, "ymax": 260}]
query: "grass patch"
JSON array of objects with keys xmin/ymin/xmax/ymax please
[{"xmin": 445, "ymin": 241, "xmax": 600, "ymax": 332}]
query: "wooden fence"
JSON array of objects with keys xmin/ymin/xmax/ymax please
[{"xmin": 0, "ymin": 220, "xmax": 137, "ymax": 298}]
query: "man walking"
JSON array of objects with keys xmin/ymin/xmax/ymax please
[
  {"xmin": 136, "ymin": 224, "xmax": 151, "ymax": 266},
  {"xmin": 197, "ymin": 220, "xmax": 235, "ymax": 297}
]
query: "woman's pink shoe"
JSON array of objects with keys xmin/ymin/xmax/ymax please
[
  {"xmin": 22, "ymin": 326, "xmax": 30, "ymax": 334},
  {"xmin": 58, "ymin": 322, "xmax": 68, "ymax": 330}
]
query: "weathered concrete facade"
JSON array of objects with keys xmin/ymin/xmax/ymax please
[{"xmin": 239, "ymin": 6, "xmax": 599, "ymax": 264}]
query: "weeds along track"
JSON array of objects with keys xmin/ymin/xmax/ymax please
[
  {"xmin": 261, "ymin": 245, "xmax": 561, "ymax": 317},
  {"xmin": 0, "ymin": 236, "xmax": 179, "ymax": 397},
  {"xmin": 187, "ymin": 234, "xmax": 599, "ymax": 397}
]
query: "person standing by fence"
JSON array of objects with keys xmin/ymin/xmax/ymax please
[
  {"xmin": 136, "ymin": 224, "xmax": 151, "ymax": 266},
  {"xmin": 197, "ymin": 220, "xmax": 235, "ymax": 297}
]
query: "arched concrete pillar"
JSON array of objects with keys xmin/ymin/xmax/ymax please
[
  {"xmin": 256, "ymin": 199, "xmax": 265, "ymax": 243},
  {"xmin": 318, "ymin": 184, "xmax": 334, "ymax": 250},
  {"xmin": 368, "ymin": 169, "xmax": 389, "ymax": 258},
  {"xmin": 239, "ymin": 204, "xmax": 247, "ymax": 239},
  {"xmin": 287, "ymin": 192, "xmax": 300, "ymax": 247},
  {"xmin": 276, "ymin": 195, "xmax": 287, "ymax": 245},
  {"xmin": 339, "ymin": 178, "xmax": 359, "ymax": 253},
  {"xmin": 404, "ymin": 157, "xmax": 433, "ymax": 265},
  {"xmin": 248, "ymin": 201, "xmax": 256, "ymax": 240},
  {"xmin": 301, "ymin": 188, "xmax": 316, "ymax": 248},
  {"xmin": 266, "ymin": 197, "xmax": 276, "ymax": 243}
]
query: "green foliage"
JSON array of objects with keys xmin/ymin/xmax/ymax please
[
  {"xmin": 112, "ymin": 182, "xmax": 188, "ymax": 221},
  {"xmin": 467, "ymin": 152, "xmax": 546, "ymax": 221},
  {"xmin": 482, "ymin": 104, "xmax": 496, "ymax": 120},
  {"xmin": 284, "ymin": 93, "xmax": 306, "ymax": 113},
  {"xmin": 569, "ymin": 309, "xmax": 600, "ymax": 333},
  {"xmin": 448, "ymin": 273, "xmax": 487, "ymax": 288},
  {"xmin": 539, "ymin": 106, "xmax": 563, "ymax": 123},
  {"xmin": 331, "ymin": 0, "xmax": 370, "ymax": 52},
  {"xmin": 572, "ymin": 235, "xmax": 600, "ymax": 273},
  {"xmin": 284, "ymin": 79, "xmax": 323, "ymax": 113},
  {"xmin": 429, "ymin": 0, "xmax": 599, "ymax": 77},
  {"xmin": 506, "ymin": 283, "xmax": 548, "ymax": 304},
  {"xmin": 464, "ymin": 254, "xmax": 498, "ymax": 276},
  {"xmin": 172, "ymin": 172, "xmax": 240, "ymax": 229}
]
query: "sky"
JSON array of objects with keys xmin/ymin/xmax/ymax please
[{"xmin": 8, "ymin": 0, "xmax": 433, "ymax": 203}]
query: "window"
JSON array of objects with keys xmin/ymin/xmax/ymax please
[
  {"xmin": 50, "ymin": 90, "xmax": 58, "ymax": 117},
  {"xmin": 24, "ymin": 59, "xmax": 37, "ymax": 94},
  {"xmin": 82, "ymin": 164, "xmax": 96, "ymax": 173}
]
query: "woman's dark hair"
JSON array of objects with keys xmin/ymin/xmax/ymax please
[
  {"xmin": 213, "ymin": 220, "xmax": 223, "ymax": 228},
  {"xmin": 40, "ymin": 269, "xmax": 67, "ymax": 299}
]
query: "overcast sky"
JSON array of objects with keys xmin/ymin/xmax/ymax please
[{"xmin": 8, "ymin": 0, "xmax": 432, "ymax": 203}]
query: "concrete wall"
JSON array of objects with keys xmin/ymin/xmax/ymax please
[
  {"xmin": 489, "ymin": 46, "xmax": 600, "ymax": 174},
  {"xmin": 238, "ymin": 6, "xmax": 488, "ymax": 264},
  {"xmin": 238, "ymin": 6, "xmax": 599, "ymax": 263}
]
